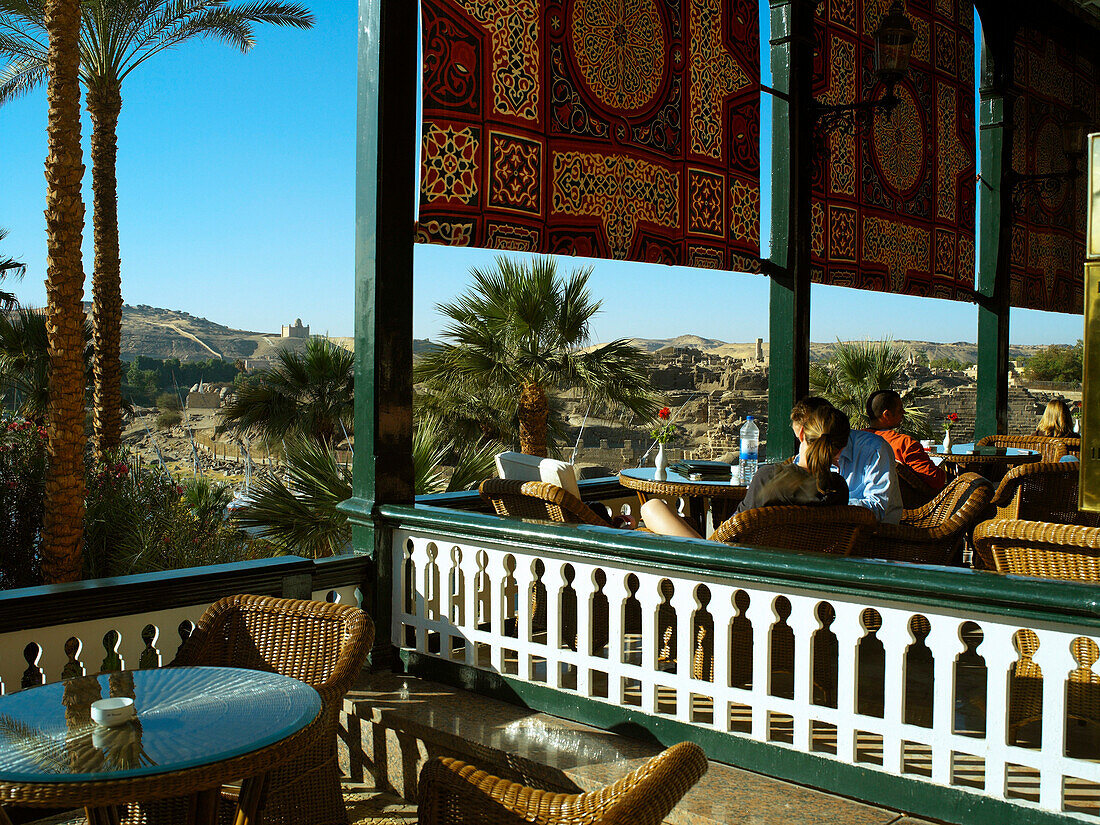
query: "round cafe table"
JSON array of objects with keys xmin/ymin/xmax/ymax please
[
  {"xmin": 619, "ymin": 466, "xmax": 748, "ymax": 535},
  {"xmin": 927, "ymin": 443, "xmax": 1041, "ymax": 482},
  {"xmin": 0, "ymin": 666, "xmax": 323, "ymax": 825}
]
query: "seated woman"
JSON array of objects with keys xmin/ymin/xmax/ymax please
[
  {"xmin": 735, "ymin": 404, "xmax": 849, "ymax": 513},
  {"xmin": 1035, "ymin": 398, "xmax": 1075, "ymax": 438},
  {"xmin": 865, "ymin": 389, "xmax": 945, "ymax": 494}
]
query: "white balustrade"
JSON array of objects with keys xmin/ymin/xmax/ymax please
[{"xmin": 393, "ymin": 526, "xmax": 1100, "ymax": 819}]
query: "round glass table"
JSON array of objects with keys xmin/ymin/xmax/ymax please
[
  {"xmin": 927, "ymin": 444, "xmax": 1041, "ymax": 481},
  {"xmin": 619, "ymin": 466, "xmax": 748, "ymax": 534},
  {"xmin": 0, "ymin": 666, "xmax": 322, "ymax": 823}
]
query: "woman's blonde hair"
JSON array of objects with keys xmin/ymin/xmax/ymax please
[
  {"xmin": 800, "ymin": 405, "xmax": 850, "ymax": 492},
  {"xmin": 1035, "ymin": 398, "xmax": 1074, "ymax": 438}
]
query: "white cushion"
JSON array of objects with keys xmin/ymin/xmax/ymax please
[
  {"xmin": 538, "ymin": 459, "xmax": 581, "ymax": 500},
  {"xmin": 495, "ymin": 451, "xmax": 542, "ymax": 481}
]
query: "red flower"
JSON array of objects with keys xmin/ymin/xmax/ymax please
[
  {"xmin": 5, "ymin": 481, "xmax": 15, "ymax": 490},
  {"xmin": 657, "ymin": 407, "xmax": 671, "ymax": 420},
  {"xmin": 947, "ymin": 413, "xmax": 959, "ymax": 422}
]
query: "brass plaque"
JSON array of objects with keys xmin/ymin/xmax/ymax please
[{"xmin": 1082, "ymin": 262, "xmax": 1100, "ymax": 512}]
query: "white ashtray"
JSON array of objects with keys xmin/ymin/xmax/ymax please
[{"xmin": 91, "ymin": 697, "xmax": 135, "ymax": 727}]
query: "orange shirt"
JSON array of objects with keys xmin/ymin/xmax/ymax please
[{"xmin": 865, "ymin": 428, "xmax": 946, "ymax": 493}]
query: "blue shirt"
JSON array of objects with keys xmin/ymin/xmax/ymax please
[{"xmin": 836, "ymin": 430, "xmax": 903, "ymax": 524}]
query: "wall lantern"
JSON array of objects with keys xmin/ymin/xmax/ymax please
[
  {"xmin": 813, "ymin": 0, "xmax": 916, "ymax": 135},
  {"xmin": 1009, "ymin": 108, "xmax": 1092, "ymax": 213}
]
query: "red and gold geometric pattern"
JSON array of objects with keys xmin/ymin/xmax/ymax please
[
  {"xmin": 418, "ymin": 0, "xmax": 761, "ymax": 268},
  {"xmin": 1009, "ymin": 26, "xmax": 1100, "ymax": 315},
  {"xmin": 810, "ymin": 0, "xmax": 976, "ymax": 301}
]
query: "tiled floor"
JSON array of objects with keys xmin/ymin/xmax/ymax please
[{"xmin": 344, "ymin": 783, "xmax": 417, "ymax": 825}]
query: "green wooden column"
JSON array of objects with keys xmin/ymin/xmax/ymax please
[
  {"xmin": 767, "ymin": 0, "xmax": 814, "ymax": 460},
  {"xmin": 975, "ymin": 20, "xmax": 1015, "ymax": 439},
  {"xmin": 340, "ymin": 0, "xmax": 418, "ymax": 661}
]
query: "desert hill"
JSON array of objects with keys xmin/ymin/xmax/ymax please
[
  {"xmin": 625, "ymin": 336, "xmax": 1049, "ymax": 364},
  {"xmin": 115, "ymin": 304, "xmax": 1056, "ymax": 366}
]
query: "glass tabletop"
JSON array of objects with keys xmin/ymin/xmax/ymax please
[
  {"xmin": 0, "ymin": 666, "xmax": 320, "ymax": 784},
  {"xmin": 620, "ymin": 466, "xmax": 743, "ymax": 486},
  {"xmin": 928, "ymin": 445, "xmax": 1040, "ymax": 457}
]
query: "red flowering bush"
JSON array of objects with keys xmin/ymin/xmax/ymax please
[{"xmin": 0, "ymin": 417, "xmax": 48, "ymax": 588}]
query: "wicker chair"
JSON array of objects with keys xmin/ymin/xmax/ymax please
[
  {"xmin": 709, "ymin": 505, "xmax": 877, "ymax": 556},
  {"xmin": 972, "ymin": 520, "xmax": 1100, "ymax": 753},
  {"xmin": 975, "ymin": 434, "xmax": 1069, "ymax": 463},
  {"xmin": 479, "ymin": 478, "xmax": 613, "ymax": 526},
  {"xmin": 860, "ymin": 472, "xmax": 993, "ymax": 565},
  {"xmin": 895, "ymin": 461, "xmax": 937, "ymax": 509},
  {"xmin": 972, "ymin": 519, "xmax": 1100, "ymax": 578},
  {"xmin": 169, "ymin": 595, "xmax": 373, "ymax": 825},
  {"xmin": 416, "ymin": 741, "xmax": 708, "ymax": 825},
  {"xmin": 990, "ymin": 461, "xmax": 1099, "ymax": 526}
]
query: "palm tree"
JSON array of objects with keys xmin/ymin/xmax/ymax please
[
  {"xmin": 0, "ymin": 308, "xmax": 93, "ymax": 422},
  {"xmin": 0, "ymin": 228, "xmax": 25, "ymax": 310},
  {"xmin": 237, "ymin": 424, "xmax": 499, "ymax": 558},
  {"xmin": 39, "ymin": 0, "xmax": 87, "ymax": 583},
  {"xmin": 415, "ymin": 256, "xmax": 661, "ymax": 457},
  {"xmin": 0, "ymin": 0, "xmax": 315, "ymax": 459},
  {"xmin": 217, "ymin": 338, "xmax": 353, "ymax": 446},
  {"xmin": 809, "ymin": 339, "xmax": 933, "ymax": 437}
]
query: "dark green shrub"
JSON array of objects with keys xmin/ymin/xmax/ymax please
[
  {"xmin": 0, "ymin": 418, "xmax": 47, "ymax": 588},
  {"xmin": 156, "ymin": 410, "xmax": 182, "ymax": 429},
  {"xmin": 156, "ymin": 392, "xmax": 181, "ymax": 411}
]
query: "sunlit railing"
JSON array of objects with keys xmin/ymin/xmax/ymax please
[
  {"xmin": 0, "ymin": 555, "xmax": 367, "ymax": 692},
  {"xmin": 385, "ymin": 491, "xmax": 1100, "ymax": 823}
]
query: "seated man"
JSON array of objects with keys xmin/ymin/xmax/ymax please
[
  {"xmin": 791, "ymin": 397, "xmax": 903, "ymax": 524},
  {"xmin": 864, "ymin": 389, "xmax": 945, "ymax": 494}
]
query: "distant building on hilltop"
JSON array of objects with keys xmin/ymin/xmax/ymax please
[{"xmin": 281, "ymin": 318, "xmax": 309, "ymax": 338}]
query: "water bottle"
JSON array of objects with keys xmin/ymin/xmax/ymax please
[{"xmin": 740, "ymin": 416, "xmax": 759, "ymax": 486}]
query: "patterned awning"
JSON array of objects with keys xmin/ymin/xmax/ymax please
[
  {"xmin": 1009, "ymin": 24, "xmax": 1100, "ymax": 314},
  {"xmin": 418, "ymin": 0, "xmax": 761, "ymax": 271},
  {"xmin": 809, "ymin": 0, "xmax": 977, "ymax": 302}
]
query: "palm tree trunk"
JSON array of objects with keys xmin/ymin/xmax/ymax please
[
  {"xmin": 88, "ymin": 84, "xmax": 123, "ymax": 458},
  {"xmin": 42, "ymin": 0, "xmax": 87, "ymax": 583},
  {"xmin": 518, "ymin": 381, "xmax": 548, "ymax": 457}
]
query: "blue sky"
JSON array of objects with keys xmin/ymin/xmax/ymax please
[{"xmin": 0, "ymin": 2, "xmax": 1084, "ymax": 346}]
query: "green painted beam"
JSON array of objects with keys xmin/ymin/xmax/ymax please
[
  {"xmin": 401, "ymin": 653, "xmax": 1077, "ymax": 825},
  {"xmin": 342, "ymin": 0, "xmax": 419, "ymax": 661},
  {"xmin": 767, "ymin": 0, "xmax": 813, "ymax": 461},
  {"xmin": 974, "ymin": 21, "xmax": 1014, "ymax": 439}
]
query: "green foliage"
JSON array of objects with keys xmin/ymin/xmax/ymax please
[
  {"xmin": 84, "ymin": 456, "xmax": 254, "ymax": 580},
  {"xmin": 809, "ymin": 339, "xmax": 933, "ymax": 437},
  {"xmin": 156, "ymin": 410, "xmax": 182, "ymax": 429},
  {"xmin": 238, "ymin": 423, "xmax": 500, "ymax": 558},
  {"xmin": 1023, "ymin": 342, "xmax": 1083, "ymax": 383},
  {"xmin": 929, "ymin": 357, "xmax": 970, "ymax": 371},
  {"xmin": 156, "ymin": 392, "xmax": 181, "ymax": 411},
  {"xmin": 0, "ymin": 227, "xmax": 24, "ymax": 311},
  {"xmin": 217, "ymin": 339, "xmax": 354, "ymax": 446},
  {"xmin": 414, "ymin": 256, "xmax": 660, "ymax": 452},
  {"xmin": 122, "ymin": 357, "xmax": 241, "ymax": 406},
  {"xmin": 0, "ymin": 434, "xmax": 255, "ymax": 588},
  {"xmin": 0, "ymin": 309, "xmax": 93, "ymax": 421},
  {"xmin": 0, "ymin": 418, "xmax": 47, "ymax": 588}
]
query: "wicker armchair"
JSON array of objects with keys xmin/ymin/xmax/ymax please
[
  {"xmin": 479, "ymin": 478, "xmax": 612, "ymax": 526},
  {"xmin": 895, "ymin": 461, "xmax": 937, "ymax": 509},
  {"xmin": 990, "ymin": 461, "xmax": 1099, "ymax": 526},
  {"xmin": 972, "ymin": 519, "xmax": 1100, "ymax": 578},
  {"xmin": 709, "ymin": 505, "xmax": 877, "ymax": 556},
  {"xmin": 416, "ymin": 742, "xmax": 707, "ymax": 825},
  {"xmin": 975, "ymin": 434, "xmax": 1069, "ymax": 463},
  {"xmin": 170, "ymin": 595, "xmax": 373, "ymax": 825},
  {"xmin": 860, "ymin": 472, "xmax": 993, "ymax": 565},
  {"xmin": 972, "ymin": 520, "xmax": 1100, "ymax": 752}
]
